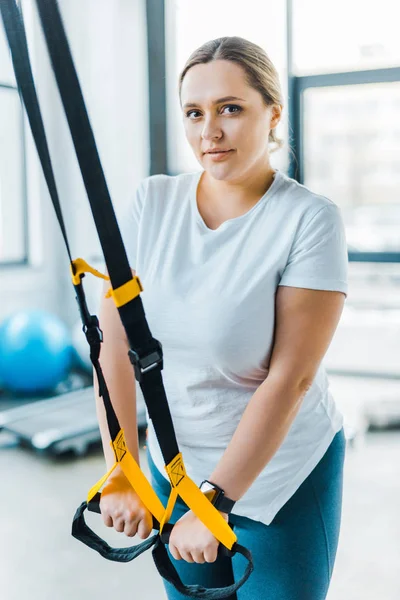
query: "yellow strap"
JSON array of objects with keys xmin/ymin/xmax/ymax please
[
  {"xmin": 85, "ymin": 429, "xmax": 165, "ymax": 524},
  {"xmin": 70, "ymin": 258, "xmax": 109, "ymax": 286},
  {"xmin": 105, "ymin": 276, "xmax": 143, "ymax": 308},
  {"xmin": 111, "ymin": 429, "xmax": 165, "ymax": 523},
  {"xmin": 159, "ymin": 488, "xmax": 178, "ymax": 534},
  {"xmin": 70, "ymin": 257, "xmax": 142, "ymax": 309},
  {"xmin": 165, "ymin": 453, "xmax": 237, "ymax": 550},
  {"xmin": 87, "ymin": 463, "xmax": 118, "ymax": 503}
]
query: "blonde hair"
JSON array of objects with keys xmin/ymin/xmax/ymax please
[{"xmin": 179, "ymin": 36, "xmax": 284, "ymax": 153}]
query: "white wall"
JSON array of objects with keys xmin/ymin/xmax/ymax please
[{"xmin": 0, "ymin": 0, "xmax": 149, "ymax": 327}]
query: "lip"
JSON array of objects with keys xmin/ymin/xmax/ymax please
[
  {"xmin": 204, "ymin": 149, "xmax": 235, "ymax": 161},
  {"xmin": 205, "ymin": 149, "xmax": 233, "ymax": 154}
]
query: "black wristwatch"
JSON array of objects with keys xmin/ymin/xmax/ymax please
[{"xmin": 199, "ymin": 480, "xmax": 236, "ymax": 514}]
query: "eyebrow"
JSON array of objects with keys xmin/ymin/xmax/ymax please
[{"xmin": 182, "ymin": 96, "xmax": 246, "ymax": 109}]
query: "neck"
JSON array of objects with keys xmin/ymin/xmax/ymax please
[{"xmin": 201, "ymin": 161, "xmax": 276, "ymax": 208}]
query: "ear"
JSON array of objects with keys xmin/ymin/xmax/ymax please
[{"xmin": 270, "ymin": 104, "xmax": 282, "ymax": 129}]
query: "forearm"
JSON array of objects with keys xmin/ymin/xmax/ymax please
[
  {"xmin": 208, "ymin": 375, "xmax": 309, "ymax": 502},
  {"xmin": 94, "ymin": 334, "xmax": 140, "ymax": 471}
]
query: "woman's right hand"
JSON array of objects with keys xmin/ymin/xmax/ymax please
[{"xmin": 99, "ymin": 466, "xmax": 154, "ymax": 539}]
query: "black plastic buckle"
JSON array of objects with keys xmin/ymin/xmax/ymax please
[
  {"xmin": 128, "ymin": 339, "xmax": 163, "ymax": 383},
  {"xmin": 83, "ymin": 315, "xmax": 103, "ymax": 345}
]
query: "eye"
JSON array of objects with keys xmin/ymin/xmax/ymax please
[
  {"xmin": 185, "ymin": 109, "xmax": 202, "ymax": 119},
  {"xmin": 221, "ymin": 104, "xmax": 242, "ymax": 115},
  {"xmin": 185, "ymin": 104, "xmax": 243, "ymax": 120}
]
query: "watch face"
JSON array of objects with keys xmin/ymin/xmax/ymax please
[
  {"xmin": 200, "ymin": 480, "xmax": 220, "ymax": 504},
  {"xmin": 204, "ymin": 488, "xmax": 218, "ymax": 503},
  {"xmin": 201, "ymin": 481, "xmax": 215, "ymax": 493}
]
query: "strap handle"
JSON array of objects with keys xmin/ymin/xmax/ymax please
[
  {"xmin": 72, "ymin": 500, "xmax": 158, "ymax": 563},
  {"xmin": 152, "ymin": 537, "xmax": 254, "ymax": 600},
  {"xmin": 76, "ymin": 494, "xmax": 254, "ymax": 599}
]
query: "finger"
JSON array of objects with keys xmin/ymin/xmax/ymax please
[
  {"xmin": 102, "ymin": 514, "xmax": 114, "ymax": 528},
  {"xmin": 113, "ymin": 517, "xmax": 125, "ymax": 533},
  {"xmin": 191, "ymin": 550, "xmax": 206, "ymax": 564},
  {"xmin": 180, "ymin": 550, "xmax": 195, "ymax": 564},
  {"xmin": 137, "ymin": 517, "xmax": 152, "ymax": 540},
  {"xmin": 204, "ymin": 546, "xmax": 218, "ymax": 564},
  {"xmin": 123, "ymin": 518, "xmax": 138, "ymax": 537},
  {"xmin": 169, "ymin": 544, "xmax": 183, "ymax": 561}
]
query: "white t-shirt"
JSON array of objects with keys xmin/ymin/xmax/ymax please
[{"xmin": 118, "ymin": 169, "xmax": 348, "ymax": 525}]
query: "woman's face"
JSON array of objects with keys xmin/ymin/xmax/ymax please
[{"xmin": 180, "ymin": 59, "xmax": 281, "ymax": 183}]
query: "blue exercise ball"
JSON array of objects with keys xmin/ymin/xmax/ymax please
[{"xmin": 0, "ymin": 310, "xmax": 73, "ymax": 394}]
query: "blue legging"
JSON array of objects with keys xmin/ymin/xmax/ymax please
[{"xmin": 147, "ymin": 428, "xmax": 346, "ymax": 600}]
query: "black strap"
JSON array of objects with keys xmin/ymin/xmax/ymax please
[
  {"xmin": 0, "ymin": 0, "xmax": 71, "ymax": 259},
  {"xmin": 34, "ymin": 0, "xmax": 181, "ymax": 466},
  {"xmin": 152, "ymin": 537, "xmax": 254, "ymax": 599},
  {"xmin": 72, "ymin": 501, "xmax": 158, "ymax": 563}
]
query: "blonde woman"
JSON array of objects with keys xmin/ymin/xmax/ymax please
[{"xmin": 96, "ymin": 37, "xmax": 348, "ymax": 600}]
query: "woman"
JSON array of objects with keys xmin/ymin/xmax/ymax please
[{"xmin": 95, "ymin": 37, "xmax": 348, "ymax": 600}]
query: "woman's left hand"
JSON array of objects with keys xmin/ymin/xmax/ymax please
[{"xmin": 168, "ymin": 510, "xmax": 229, "ymax": 564}]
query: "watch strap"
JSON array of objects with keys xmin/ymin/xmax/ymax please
[{"xmin": 214, "ymin": 494, "xmax": 236, "ymax": 514}]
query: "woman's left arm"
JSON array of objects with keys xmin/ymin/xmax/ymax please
[
  {"xmin": 168, "ymin": 285, "xmax": 346, "ymax": 563},
  {"xmin": 207, "ymin": 285, "xmax": 346, "ymax": 502}
]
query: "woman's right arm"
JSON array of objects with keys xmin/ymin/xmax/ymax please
[
  {"xmin": 94, "ymin": 269, "xmax": 140, "ymax": 470},
  {"xmin": 93, "ymin": 269, "xmax": 152, "ymax": 538}
]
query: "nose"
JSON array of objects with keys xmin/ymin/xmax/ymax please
[{"xmin": 201, "ymin": 115, "xmax": 222, "ymax": 141}]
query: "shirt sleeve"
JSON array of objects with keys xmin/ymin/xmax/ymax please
[
  {"xmin": 278, "ymin": 204, "xmax": 348, "ymax": 297},
  {"xmin": 117, "ymin": 178, "xmax": 148, "ymax": 271}
]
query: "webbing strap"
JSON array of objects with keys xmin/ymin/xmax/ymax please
[
  {"xmin": 163, "ymin": 453, "xmax": 237, "ymax": 550},
  {"xmin": 32, "ymin": 0, "xmax": 182, "ymax": 466},
  {"xmin": 72, "ymin": 501, "xmax": 159, "ymax": 563},
  {"xmin": 71, "ymin": 258, "xmax": 144, "ymax": 308},
  {"xmin": 86, "ymin": 463, "xmax": 119, "ymax": 503},
  {"xmin": 108, "ymin": 429, "xmax": 165, "ymax": 524},
  {"xmin": 152, "ymin": 538, "xmax": 254, "ymax": 600},
  {"xmin": 105, "ymin": 277, "xmax": 144, "ymax": 308},
  {"xmin": 0, "ymin": 0, "xmax": 73, "ymax": 263}
]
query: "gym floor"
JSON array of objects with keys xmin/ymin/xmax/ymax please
[{"xmin": 1, "ymin": 376, "xmax": 400, "ymax": 600}]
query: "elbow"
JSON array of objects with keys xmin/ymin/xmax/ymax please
[
  {"xmin": 297, "ymin": 377, "xmax": 314, "ymax": 394},
  {"xmin": 267, "ymin": 369, "xmax": 314, "ymax": 396}
]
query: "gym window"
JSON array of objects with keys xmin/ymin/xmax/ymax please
[
  {"xmin": 0, "ymin": 24, "xmax": 28, "ymax": 267},
  {"xmin": 288, "ymin": 0, "xmax": 400, "ymax": 265}
]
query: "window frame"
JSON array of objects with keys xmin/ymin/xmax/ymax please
[
  {"xmin": 146, "ymin": 0, "xmax": 168, "ymax": 175},
  {"xmin": 287, "ymin": 0, "xmax": 400, "ymax": 263},
  {"xmin": 0, "ymin": 82, "xmax": 29, "ymax": 267}
]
